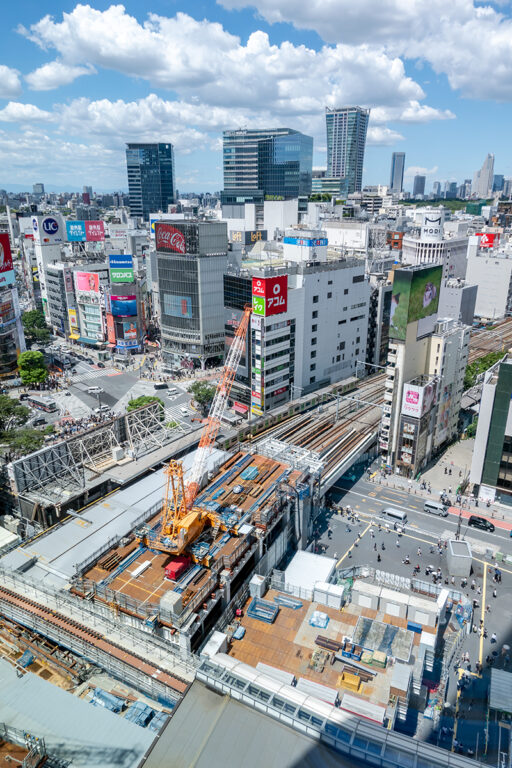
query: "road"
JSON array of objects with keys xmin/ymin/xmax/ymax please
[{"xmin": 319, "ymin": 471, "xmax": 512, "ymax": 762}]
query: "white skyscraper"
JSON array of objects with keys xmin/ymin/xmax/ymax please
[{"xmin": 472, "ymin": 153, "xmax": 495, "ymax": 198}]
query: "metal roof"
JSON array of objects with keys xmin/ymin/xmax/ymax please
[
  {"xmin": 0, "ymin": 658, "xmax": 153, "ymax": 768},
  {"xmin": 489, "ymin": 668, "xmax": 512, "ymax": 713},
  {"xmin": 143, "ymin": 680, "xmax": 358, "ymax": 768}
]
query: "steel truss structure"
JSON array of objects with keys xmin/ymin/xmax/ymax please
[
  {"xmin": 255, "ymin": 437, "xmax": 324, "ymax": 475},
  {"xmin": 8, "ymin": 403, "xmax": 177, "ymax": 506}
]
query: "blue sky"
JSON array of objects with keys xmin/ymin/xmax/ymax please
[{"xmin": 0, "ymin": 1, "xmax": 511, "ymax": 192}]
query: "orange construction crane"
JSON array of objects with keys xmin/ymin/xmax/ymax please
[{"xmin": 146, "ymin": 306, "xmax": 252, "ymax": 556}]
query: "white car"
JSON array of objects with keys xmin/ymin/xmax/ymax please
[{"xmin": 179, "ymin": 406, "xmax": 189, "ymax": 416}]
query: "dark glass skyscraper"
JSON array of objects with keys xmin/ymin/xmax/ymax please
[
  {"xmin": 390, "ymin": 152, "xmax": 405, "ymax": 194},
  {"xmin": 126, "ymin": 143, "xmax": 175, "ymax": 220},
  {"xmin": 325, "ymin": 106, "xmax": 370, "ymax": 195},
  {"xmin": 222, "ymin": 128, "xmax": 312, "ymax": 203}
]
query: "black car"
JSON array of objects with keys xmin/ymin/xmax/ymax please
[
  {"xmin": 468, "ymin": 515, "xmax": 495, "ymax": 532},
  {"xmin": 97, "ymin": 362, "xmax": 105, "ymax": 368}
]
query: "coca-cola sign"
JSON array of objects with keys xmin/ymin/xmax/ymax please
[{"xmin": 155, "ymin": 223, "xmax": 186, "ymax": 254}]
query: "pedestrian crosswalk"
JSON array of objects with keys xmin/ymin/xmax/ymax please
[
  {"xmin": 70, "ymin": 366, "xmax": 117, "ymax": 383},
  {"xmin": 164, "ymin": 406, "xmax": 191, "ymax": 430}
]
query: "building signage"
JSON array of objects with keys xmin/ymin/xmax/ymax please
[
  {"xmin": 420, "ymin": 213, "xmax": 443, "ymax": 242},
  {"xmin": 283, "ymin": 236, "xmax": 328, "ymax": 247},
  {"xmin": 122, "ymin": 320, "xmax": 137, "ymax": 340},
  {"xmin": 85, "ymin": 220, "xmax": 105, "ymax": 242},
  {"xmin": 106, "ymin": 313, "xmax": 116, "ymax": 344},
  {"xmin": 111, "ymin": 295, "xmax": 137, "ymax": 317},
  {"xmin": 155, "ymin": 223, "xmax": 186, "ymax": 254},
  {"xmin": 64, "ymin": 269, "xmax": 74, "ymax": 293},
  {"xmin": 66, "ymin": 220, "xmax": 87, "ymax": 242},
  {"xmin": 251, "ymin": 275, "xmax": 287, "ymax": 317},
  {"xmin": 271, "ymin": 386, "xmax": 288, "ymax": 397},
  {"xmin": 109, "ymin": 254, "xmax": 134, "ymax": 283},
  {"xmin": 163, "ymin": 294, "xmax": 192, "ymax": 319},
  {"xmin": 75, "ymin": 272, "xmax": 99, "ymax": 293},
  {"xmin": 476, "ymin": 232, "xmax": 499, "ymax": 248},
  {"xmin": 116, "ymin": 339, "xmax": 138, "ymax": 349},
  {"xmin": 68, "ymin": 309, "xmax": 79, "ymax": 329},
  {"xmin": 401, "ymin": 380, "xmax": 437, "ymax": 418},
  {"xmin": 0, "ymin": 233, "xmax": 13, "ymax": 274},
  {"xmin": 231, "ymin": 230, "xmax": 267, "ymax": 245}
]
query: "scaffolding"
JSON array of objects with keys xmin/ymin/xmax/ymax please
[{"xmin": 255, "ymin": 437, "xmax": 324, "ymax": 475}]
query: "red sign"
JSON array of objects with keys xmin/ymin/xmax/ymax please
[
  {"xmin": 476, "ymin": 232, "xmax": 499, "ymax": 248},
  {"xmin": 234, "ymin": 401, "xmax": 249, "ymax": 414},
  {"xmin": 155, "ymin": 223, "xmax": 186, "ymax": 254},
  {"xmin": 106, "ymin": 313, "xmax": 116, "ymax": 345},
  {"xmin": 251, "ymin": 275, "xmax": 288, "ymax": 316},
  {"xmin": 85, "ymin": 220, "xmax": 105, "ymax": 241},
  {"xmin": 0, "ymin": 233, "xmax": 13, "ymax": 274},
  {"xmin": 271, "ymin": 386, "xmax": 288, "ymax": 396}
]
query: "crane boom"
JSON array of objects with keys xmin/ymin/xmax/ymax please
[{"xmin": 185, "ymin": 306, "xmax": 252, "ymax": 507}]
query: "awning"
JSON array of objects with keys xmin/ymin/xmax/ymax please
[
  {"xmin": 234, "ymin": 401, "xmax": 249, "ymax": 414},
  {"xmin": 78, "ymin": 336, "xmax": 100, "ymax": 346},
  {"xmin": 68, "ymin": 333, "xmax": 80, "ymax": 340},
  {"xmin": 106, "ymin": 343, "xmax": 116, "ymax": 348}
]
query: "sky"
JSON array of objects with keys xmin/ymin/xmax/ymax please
[{"xmin": 0, "ymin": 1, "xmax": 511, "ymax": 193}]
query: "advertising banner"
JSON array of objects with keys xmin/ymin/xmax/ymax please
[
  {"xmin": 476, "ymin": 232, "xmax": 499, "ymax": 248},
  {"xmin": 116, "ymin": 339, "xmax": 138, "ymax": 349},
  {"xmin": 0, "ymin": 270, "xmax": 15, "ymax": 288},
  {"xmin": 155, "ymin": 223, "xmax": 186, "ymax": 254},
  {"xmin": 75, "ymin": 272, "xmax": 99, "ymax": 293},
  {"xmin": 109, "ymin": 254, "xmax": 134, "ymax": 283},
  {"xmin": 68, "ymin": 309, "xmax": 79, "ymax": 329},
  {"xmin": 251, "ymin": 275, "xmax": 287, "ymax": 317},
  {"xmin": 106, "ymin": 313, "xmax": 116, "ymax": 344},
  {"xmin": 0, "ymin": 233, "xmax": 13, "ymax": 274},
  {"xmin": 122, "ymin": 320, "xmax": 137, "ymax": 340},
  {"xmin": 283, "ymin": 236, "xmax": 328, "ymax": 247},
  {"xmin": 163, "ymin": 294, "xmax": 192, "ymax": 319},
  {"xmin": 66, "ymin": 220, "xmax": 86, "ymax": 242},
  {"xmin": 32, "ymin": 215, "xmax": 64, "ymax": 244},
  {"xmin": 111, "ymin": 295, "xmax": 137, "ymax": 317},
  {"xmin": 402, "ymin": 380, "xmax": 437, "ymax": 418},
  {"xmin": 85, "ymin": 220, "xmax": 105, "ymax": 241},
  {"xmin": 420, "ymin": 212, "xmax": 444, "ymax": 242},
  {"xmin": 231, "ymin": 230, "xmax": 267, "ymax": 245},
  {"xmin": 389, "ymin": 265, "xmax": 442, "ymax": 341}
]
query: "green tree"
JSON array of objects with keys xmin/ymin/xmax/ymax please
[
  {"xmin": 22, "ymin": 310, "xmax": 50, "ymax": 346},
  {"xmin": 0, "ymin": 394, "xmax": 29, "ymax": 434},
  {"xmin": 464, "ymin": 351, "xmax": 504, "ymax": 390},
  {"xmin": 127, "ymin": 395, "xmax": 164, "ymax": 413},
  {"xmin": 17, "ymin": 350, "xmax": 48, "ymax": 385},
  {"xmin": 188, "ymin": 381, "xmax": 216, "ymax": 412},
  {"xmin": 8, "ymin": 428, "xmax": 45, "ymax": 456}
]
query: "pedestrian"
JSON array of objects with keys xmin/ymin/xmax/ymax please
[
  {"xmin": 493, "ymin": 588, "xmax": 497, "ymax": 598},
  {"xmin": 477, "ymin": 585, "xmax": 481, "ymax": 595},
  {"xmin": 417, "ymin": 547, "xmax": 422, "ymax": 556},
  {"xmin": 486, "ymin": 604, "xmax": 490, "ymax": 613},
  {"xmin": 491, "ymin": 632, "xmax": 497, "ymax": 643},
  {"xmin": 471, "ymin": 579, "xmax": 476, "ymax": 590},
  {"xmin": 396, "ymin": 539, "xmax": 400, "ymax": 548},
  {"xmin": 373, "ymin": 542, "xmax": 377, "ymax": 552},
  {"xmin": 381, "ymin": 542, "xmax": 385, "ymax": 550},
  {"xmin": 333, "ymin": 552, "xmax": 338, "ymax": 560},
  {"xmin": 377, "ymin": 554, "xmax": 381, "ymax": 563},
  {"xmin": 451, "ymin": 575, "xmax": 455, "ymax": 585}
]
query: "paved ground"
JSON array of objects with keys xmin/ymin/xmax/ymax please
[{"xmin": 317, "ymin": 467, "xmax": 512, "ymax": 762}]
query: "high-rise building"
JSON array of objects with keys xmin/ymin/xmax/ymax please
[
  {"xmin": 493, "ymin": 174, "xmax": 504, "ymax": 193},
  {"xmin": 126, "ymin": 143, "xmax": 175, "ymax": 221},
  {"xmin": 221, "ymin": 128, "xmax": 313, "ymax": 204},
  {"xmin": 472, "ymin": 153, "xmax": 494, "ymax": 198},
  {"xmin": 0, "ymin": 233, "xmax": 25, "ymax": 375},
  {"xmin": 412, "ymin": 175, "xmax": 426, "ymax": 198},
  {"xmin": 389, "ymin": 152, "xmax": 405, "ymax": 194},
  {"xmin": 32, "ymin": 183, "xmax": 44, "ymax": 196},
  {"xmin": 156, "ymin": 220, "xmax": 228, "ymax": 369},
  {"xmin": 432, "ymin": 181, "xmax": 441, "ymax": 198},
  {"xmin": 325, "ymin": 106, "xmax": 370, "ymax": 195}
]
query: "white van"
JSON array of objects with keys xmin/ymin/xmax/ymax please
[
  {"xmin": 179, "ymin": 406, "xmax": 189, "ymax": 416},
  {"xmin": 88, "ymin": 386, "xmax": 102, "ymax": 394},
  {"xmin": 168, "ymin": 387, "xmax": 178, "ymax": 395},
  {"xmin": 424, "ymin": 500, "xmax": 449, "ymax": 517},
  {"xmin": 380, "ymin": 507, "xmax": 408, "ymax": 528}
]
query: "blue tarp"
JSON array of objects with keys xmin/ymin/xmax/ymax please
[
  {"xmin": 90, "ymin": 688, "xmax": 125, "ymax": 713},
  {"xmin": 148, "ymin": 710, "xmax": 169, "ymax": 733},
  {"xmin": 232, "ymin": 625, "xmax": 246, "ymax": 639},
  {"xmin": 19, "ymin": 650, "xmax": 34, "ymax": 668},
  {"xmin": 124, "ymin": 701, "xmax": 155, "ymax": 727},
  {"xmin": 309, "ymin": 611, "xmax": 330, "ymax": 629}
]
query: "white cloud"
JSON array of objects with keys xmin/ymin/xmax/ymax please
[
  {"xmin": 367, "ymin": 126, "xmax": 405, "ymax": 145},
  {"xmin": 0, "ymin": 102, "xmax": 53, "ymax": 122},
  {"xmin": 25, "ymin": 60, "xmax": 95, "ymax": 90},
  {"xmin": 404, "ymin": 165, "xmax": 439, "ymax": 177},
  {"xmin": 0, "ymin": 66, "xmax": 22, "ymax": 98},
  {"xmin": 219, "ymin": 0, "xmax": 512, "ymax": 101}
]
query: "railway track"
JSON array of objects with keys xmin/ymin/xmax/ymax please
[
  {"xmin": 468, "ymin": 317, "xmax": 512, "ymax": 364},
  {"xmin": 0, "ymin": 584, "xmax": 189, "ymax": 696}
]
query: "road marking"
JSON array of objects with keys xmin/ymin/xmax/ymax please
[
  {"xmin": 479, "ymin": 565, "xmax": 487, "ymax": 667},
  {"xmin": 369, "ymin": 508, "xmax": 378, "ymax": 513},
  {"xmin": 336, "ymin": 523, "xmax": 372, "ymax": 567},
  {"xmin": 368, "ymin": 492, "xmax": 376, "ymax": 497}
]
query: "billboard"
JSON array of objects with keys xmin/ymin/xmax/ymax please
[
  {"xmin": 389, "ymin": 266, "xmax": 442, "ymax": 341},
  {"xmin": 106, "ymin": 313, "xmax": 116, "ymax": 344},
  {"xmin": 85, "ymin": 220, "xmax": 105, "ymax": 241},
  {"xmin": 64, "ymin": 270, "xmax": 74, "ymax": 293},
  {"xmin": 32, "ymin": 215, "xmax": 64, "ymax": 244},
  {"xmin": 122, "ymin": 320, "xmax": 137, "ymax": 340},
  {"xmin": 68, "ymin": 308, "xmax": 79, "ymax": 329},
  {"xmin": 402, "ymin": 380, "xmax": 437, "ymax": 418},
  {"xmin": 476, "ymin": 232, "xmax": 500, "ymax": 248},
  {"xmin": 66, "ymin": 220, "xmax": 86, "ymax": 242},
  {"xmin": 0, "ymin": 233, "xmax": 13, "ymax": 274},
  {"xmin": 231, "ymin": 230, "xmax": 267, "ymax": 245},
  {"xmin": 163, "ymin": 294, "xmax": 192, "ymax": 319},
  {"xmin": 109, "ymin": 254, "xmax": 134, "ymax": 283},
  {"xmin": 111, "ymin": 295, "xmax": 137, "ymax": 317},
  {"xmin": 283, "ymin": 236, "xmax": 328, "ymax": 247},
  {"xmin": 75, "ymin": 271, "xmax": 99, "ymax": 293},
  {"xmin": 420, "ymin": 212, "xmax": 444, "ymax": 242},
  {"xmin": 155, "ymin": 223, "xmax": 186, "ymax": 254},
  {"xmin": 251, "ymin": 275, "xmax": 288, "ymax": 317}
]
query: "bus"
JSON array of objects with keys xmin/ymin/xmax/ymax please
[{"xmin": 27, "ymin": 396, "xmax": 58, "ymax": 413}]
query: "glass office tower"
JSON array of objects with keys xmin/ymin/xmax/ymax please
[
  {"xmin": 222, "ymin": 128, "xmax": 313, "ymax": 203},
  {"xmin": 126, "ymin": 143, "xmax": 175, "ymax": 220},
  {"xmin": 390, "ymin": 152, "xmax": 405, "ymax": 194},
  {"xmin": 325, "ymin": 106, "xmax": 370, "ymax": 196}
]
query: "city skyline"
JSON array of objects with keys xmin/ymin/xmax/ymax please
[{"xmin": 0, "ymin": 2, "xmax": 511, "ymax": 191}]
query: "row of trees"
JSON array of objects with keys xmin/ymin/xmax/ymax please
[{"xmin": 0, "ymin": 395, "xmax": 47, "ymax": 456}]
